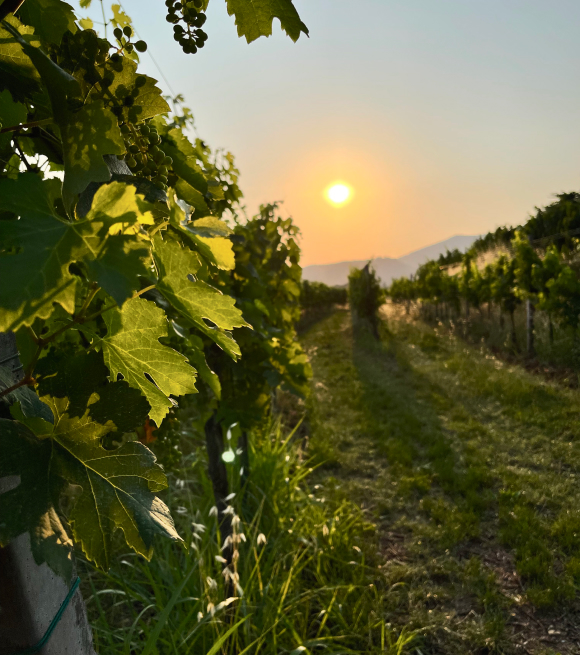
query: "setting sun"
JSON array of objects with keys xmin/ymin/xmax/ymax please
[{"xmin": 326, "ymin": 183, "xmax": 352, "ymax": 207}]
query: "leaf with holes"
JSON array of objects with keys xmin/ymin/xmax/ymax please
[{"xmin": 0, "ymin": 394, "xmax": 181, "ymax": 571}]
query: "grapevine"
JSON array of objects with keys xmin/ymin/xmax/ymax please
[{"xmin": 0, "ymin": 0, "xmax": 309, "ymax": 588}]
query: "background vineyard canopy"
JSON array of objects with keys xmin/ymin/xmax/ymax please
[
  {"xmin": 387, "ymin": 191, "xmax": 580, "ymax": 344},
  {"xmin": 0, "ymin": 0, "xmax": 310, "ymax": 578}
]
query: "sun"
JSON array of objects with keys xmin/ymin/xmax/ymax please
[{"xmin": 325, "ymin": 182, "xmax": 352, "ymax": 207}]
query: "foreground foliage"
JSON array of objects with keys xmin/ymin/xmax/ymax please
[{"xmin": 0, "ymin": 0, "xmax": 309, "ymax": 579}]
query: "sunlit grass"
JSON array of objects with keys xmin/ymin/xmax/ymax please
[
  {"xmin": 82, "ymin": 422, "xmax": 416, "ymax": 654},
  {"xmin": 303, "ymin": 307, "xmax": 580, "ymax": 653}
]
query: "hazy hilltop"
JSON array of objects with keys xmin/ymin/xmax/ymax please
[{"xmin": 302, "ymin": 235, "xmax": 478, "ymax": 287}]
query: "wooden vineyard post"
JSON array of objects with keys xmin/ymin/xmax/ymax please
[{"xmin": 0, "ymin": 333, "xmax": 96, "ymax": 655}]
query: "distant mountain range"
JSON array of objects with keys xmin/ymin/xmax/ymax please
[{"xmin": 302, "ymin": 235, "xmax": 478, "ymax": 287}]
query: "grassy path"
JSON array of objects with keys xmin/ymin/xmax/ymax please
[{"xmin": 302, "ymin": 307, "xmax": 580, "ymax": 655}]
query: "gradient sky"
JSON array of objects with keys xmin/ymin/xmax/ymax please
[{"xmin": 79, "ymin": 0, "xmax": 580, "ymax": 265}]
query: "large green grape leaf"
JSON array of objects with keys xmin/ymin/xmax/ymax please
[
  {"xmin": 18, "ymin": 0, "xmax": 78, "ymax": 45},
  {"xmin": 47, "ymin": 395, "xmax": 181, "ymax": 569},
  {"xmin": 92, "ymin": 297, "xmax": 198, "ymax": 426},
  {"xmin": 0, "ymin": 17, "xmax": 43, "ymax": 102},
  {"xmin": 0, "ymin": 394, "xmax": 181, "ymax": 571},
  {"xmin": 224, "ymin": 0, "xmax": 309, "ymax": 43},
  {"xmin": 153, "ymin": 237, "xmax": 248, "ymax": 358},
  {"xmin": 0, "ymin": 176, "xmax": 151, "ymax": 331}
]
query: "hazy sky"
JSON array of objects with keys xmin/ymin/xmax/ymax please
[{"xmin": 80, "ymin": 0, "xmax": 580, "ymax": 265}]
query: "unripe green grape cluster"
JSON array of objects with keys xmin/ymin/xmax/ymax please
[
  {"xmin": 121, "ymin": 122, "xmax": 173, "ymax": 190},
  {"xmin": 112, "ymin": 25, "xmax": 147, "ymax": 55},
  {"xmin": 165, "ymin": 0, "xmax": 208, "ymax": 54}
]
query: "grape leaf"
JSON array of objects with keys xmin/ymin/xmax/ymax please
[
  {"xmin": 153, "ymin": 237, "xmax": 248, "ymax": 357},
  {"xmin": 36, "ymin": 349, "xmax": 150, "ymax": 433},
  {"xmin": 159, "ymin": 125, "xmax": 208, "ymax": 194},
  {"xmin": 186, "ymin": 334, "xmax": 221, "ymax": 398},
  {"xmin": 168, "ymin": 197, "xmax": 234, "ymax": 270},
  {"xmin": 93, "ymin": 297, "xmax": 198, "ymax": 426},
  {"xmin": 174, "ymin": 178, "xmax": 210, "ymax": 217},
  {"xmin": 110, "ymin": 3, "xmax": 131, "ymax": 29},
  {"xmin": 0, "ymin": 176, "xmax": 151, "ymax": 331},
  {"xmin": 59, "ymin": 101, "xmax": 125, "ymax": 210},
  {"xmin": 0, "ymin": 394, "xmax": 182, "ymax": 571},
  {"xmin": 187, "ymin": 216, "xmax": 235, "ymax": 270},
  {"xmin": 189, "ymin": 216, "xmax": 234, "ymax": 239},
  {"xmin": 0, "ymin": 365, "xmax": 54, "ymax": 426},
  {"xmin": 18, "ymin": 0, "xmax": 78, "ymax": 45},
  {"xmin": 2, "ymin": 22, "xmax": 125, "ymax": 210},
  {"xmin": 0, "ymin": 17, "xmax": 43, "ymax": 102},
  {"xmin": 224, "ymin": 0, "xmax": 309, "ymax": 43},
  {"xmin": 0, "ymin": 89, "xmax": 27, "ymax": 152},
  {"xmin": 0, "ymin": 421, "xmax": 73, "ymax": 579},
  {"xmin": 90, "ymin": 58, "xmax": 170, "ymax": 125}
]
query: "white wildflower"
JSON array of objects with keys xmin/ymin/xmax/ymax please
[
  {"xmin": 257, "ymin": 533, "xmax": 267, "ymax": 546},
  {"xmin": 232, "ymin": 550, "xmax": 239, "ymax": 562},
  {"xmin": 215, "ymin": 597, "xmax": 238, "ymax": 612},
  {"xmin": 231, "ymin": 514, "xmax": 241, "ymax": 529},
  {"xmin": 221, "ymin": 535, "xmax": 232, "ymax": 550},
  {"xmin": 215, "ymin": 555, "xmax": 227, "ymax": 564},
  {"xmin": 322, "ymin": 525, "xmax": 329, "ymax": 537},
  {"xmin": 239, "ymin": 532, "xmax": 246, "ymax": 543},
  {"xmin": 209, "ymin": 506, "xmax": 218, "ymax": 517},
  {"xmin": 235, "ymin": 582, "xmax": 244, "ymax": 597},
  {"xmin": 207, "ymin": 602, "xmax": 215, "ymax": 616},
  {"xmin": 353, "ymin": 545, "xmax": 361, "ymax": 553},
  {"xmin": 191, "ymin": 522, "xmax": 206, "ymax": 533},
  {"xmin": 197, "ymin": 611, "xmax": 203, "ymax": 622},
  {"xmin": 223, "ymin": 505, "xmax": 235, "ymax": 516},
  {"xmin": 175, "ymin": 506, "xmax": 188, "ymax": 515},
  {"xmin": 225, "ymin": 492, "xmax": 236, "ymax": 501},
  {"xmin": 206, "ymin": 576, "xmax": 218, "ymax": 591}
]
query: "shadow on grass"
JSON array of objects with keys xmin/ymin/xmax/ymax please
[{"xmin": 350, "ymin": 317, "xmax": 495, "ymax": 543}]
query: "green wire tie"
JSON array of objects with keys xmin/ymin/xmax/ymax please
[{"xmin": 9, "ymin": 576, "xmax": 81, "ymax": 655}]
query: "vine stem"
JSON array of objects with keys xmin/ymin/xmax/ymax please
[
  {"xmin": 0, "ymin": 0, "xmax": 26, "ymax": 21},
  {"xmin": 0, "ymin": 118, "xmax": 52, "ymax": 134},
  {"xmin": 0, "ymin": 375, "xmax": 34, "ymax": 399}
]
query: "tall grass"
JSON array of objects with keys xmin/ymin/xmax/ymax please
[{"xmin": 82, "ymin": 422, "xmax": 416, "ymax": 654}]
